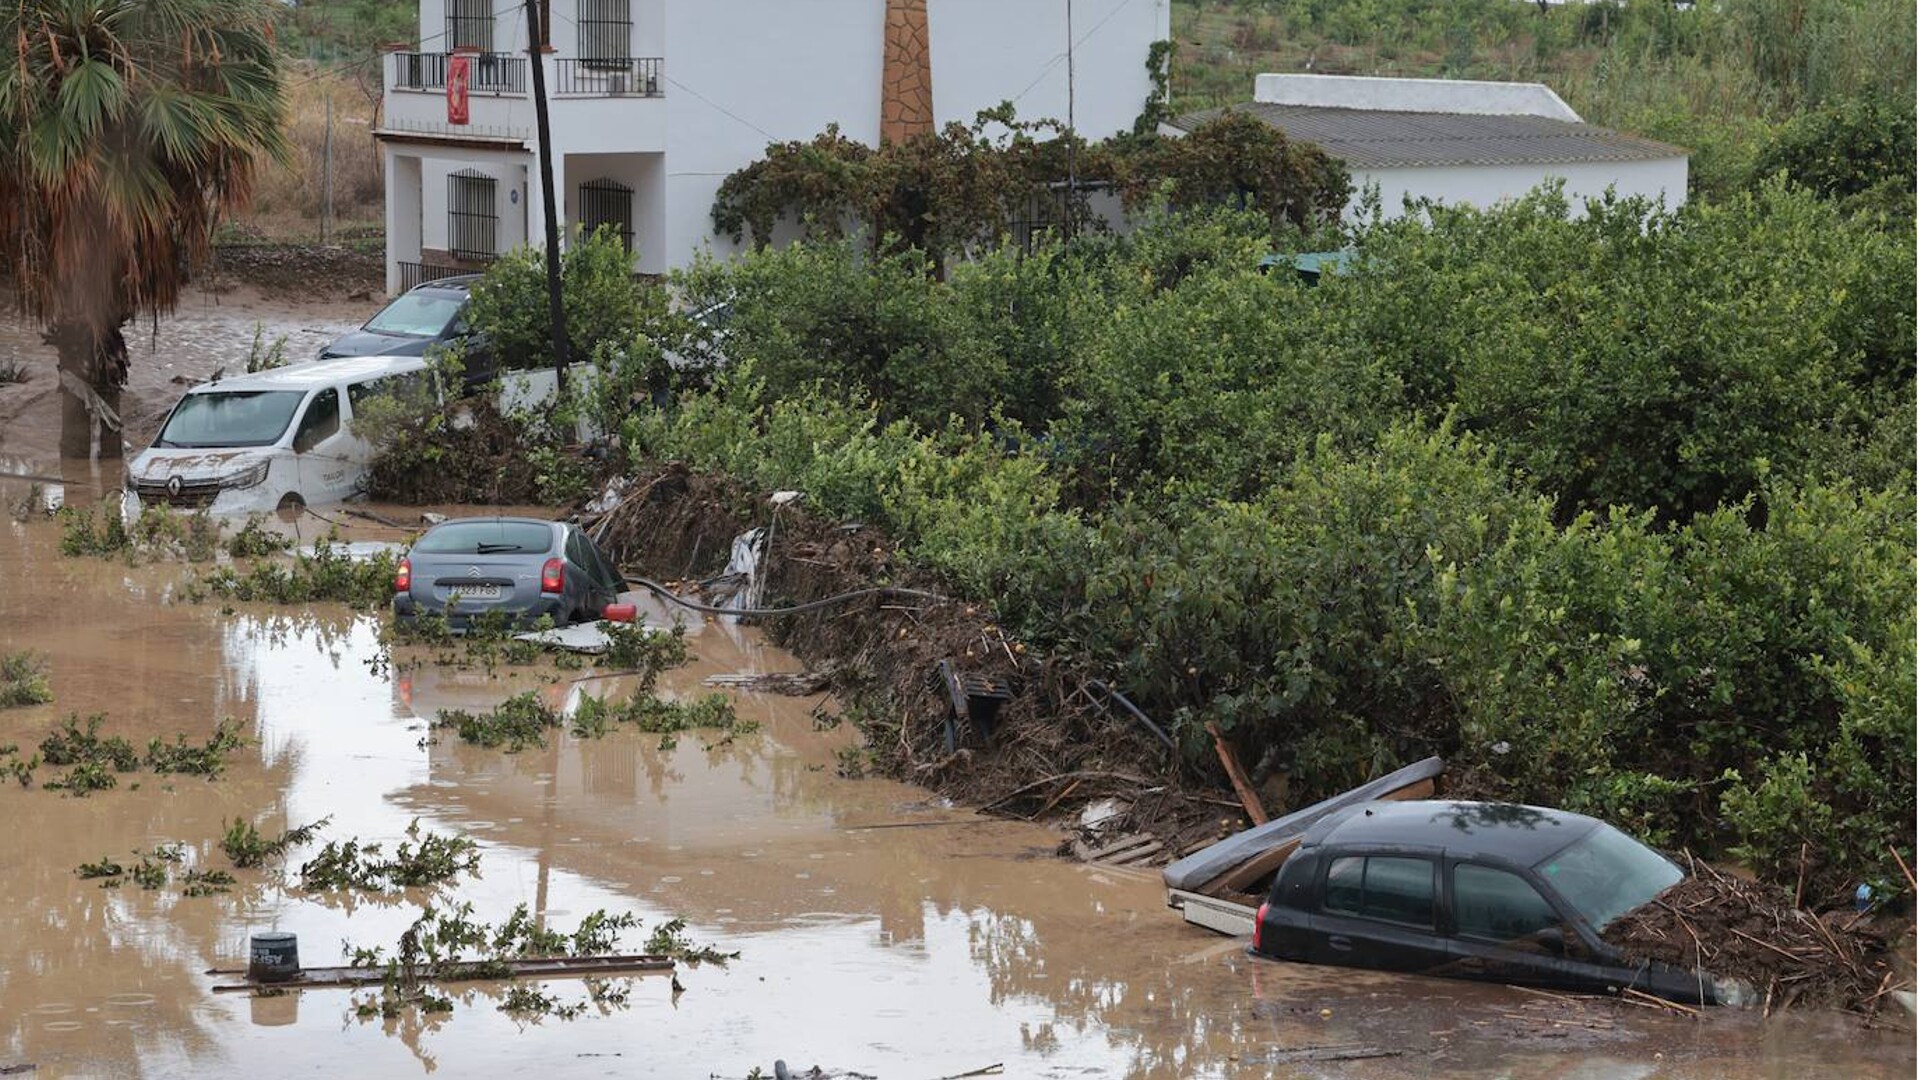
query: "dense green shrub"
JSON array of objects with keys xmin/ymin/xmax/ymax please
[
  {"xmin": 631, "ymin": 187, "xmax": 1913, "ymax": 892},
  {"xmin": 466, "ymin": 226, "xmax": 669, "ymax": 378}
]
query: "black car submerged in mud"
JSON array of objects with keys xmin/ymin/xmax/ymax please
[{"xmin": 1247, "ymin": 800, "xmax": 1744, "ymax": 1005}]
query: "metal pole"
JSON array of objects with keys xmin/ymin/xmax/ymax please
[
  {"xmin": 526, "ymin": 0, "xmax": 570, "ymax": 390},
  {"xmin": 322, "ymin": 93, "xmax": 334, "ymax": 244}
]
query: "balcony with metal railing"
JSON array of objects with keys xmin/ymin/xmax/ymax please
[
  {"xmin": 381, "ymin": 47, "xmax": 666, "ymax": 147},
  {"xmin": 552, "ymin": 57, "xmax": 664, "ymax": 97}
]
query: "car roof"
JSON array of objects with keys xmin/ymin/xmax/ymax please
[
  {"xmin": 1304, "ymin": 799, "xmax": 1602, "ymax": 865},
  {"xmin": 193, "ymin": 355, "xmax": 431, "ymax": 393},
  {"xmin": 421, "ymin": 516, "xmax": 562, "ymax": 531},
  {"xmin": 410, "ymin": 275, "xmax": 480, "ymax": 294}
]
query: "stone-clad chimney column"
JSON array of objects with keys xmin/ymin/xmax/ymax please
[{"xmin": 881, "ymin": 0, "xmax": 934, "ymax": 143}]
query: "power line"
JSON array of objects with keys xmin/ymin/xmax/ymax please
[{"xmin": 1012, "ymin": 0, "xmax": 1142, "ymax": 107}]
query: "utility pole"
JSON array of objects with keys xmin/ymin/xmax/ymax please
[
  {"xmin": 526, "ymin": 0, "xmax": 569, "ymax": 390},
  {"xmin": 1065, "ymin": 0, "xmax": 1077, "ymax": 236},
  {"xmin": 322, "ymin": 93, "xmax": 334, "ymax": 244}
]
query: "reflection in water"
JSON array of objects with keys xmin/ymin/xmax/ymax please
[{"xmin": 0, "ymin": 515, "xmax": 1914, "ymax": 1080}]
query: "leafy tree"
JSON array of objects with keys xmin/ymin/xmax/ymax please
[
  {"xmin": 0, "ymin": 0, "xmax": 288, "ymax": 459},
  {"xmin": 467, "ymin": 226, "xmax": 667, "ymax": 384},
  {"xmin": 710, "ymin": 106, "xmax": 1351, "ymax": 261},
  {"xmin": 1748, "ymin": 93, "xmax": 1917, "ymax": 218},
  {"xmin": 1118, "ymin": 109, "xmax": 1350, "ymax": 233}
]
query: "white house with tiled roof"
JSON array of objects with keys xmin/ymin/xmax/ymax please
[
  {"xmin": 1167, "ymin": 74, "xmax": 1689, "ymax": 219},
  {"xmin": 376, "ymin": 0, "xmax": 1170, "ymax": 294}
]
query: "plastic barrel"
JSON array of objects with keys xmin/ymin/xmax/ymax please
[{"xmin": 248, "ymin": 932, "xmax": 300, "ymax": 983}]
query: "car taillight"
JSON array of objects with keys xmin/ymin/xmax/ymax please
[
  {"xmin": 540, "ymin": 557, "xmax": 565, "ymax": 593},
  {"xmin": 1253, "ymin": 901, "xmax": 1268, "ymax": 953},
  {"xmin": 394, "ymin": 558, "xmax": 411, "ymax": 593}
]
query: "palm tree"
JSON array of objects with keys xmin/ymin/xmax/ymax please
[{"xmin": 0, "ymin": 0, "xmax": 288, "ymax": 460}]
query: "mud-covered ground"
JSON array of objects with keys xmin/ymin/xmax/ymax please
[{"xmin": 0, "ymin": 491, "xmax": 1914, "ymax": 1079}]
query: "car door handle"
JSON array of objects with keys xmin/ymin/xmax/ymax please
[{"xmin": 1327, "ymin": 935, "xmax": 1352, "ymax": 952}]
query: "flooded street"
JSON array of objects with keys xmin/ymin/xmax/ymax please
[
  {"xmin": 0, "ymin": 497, "xmax": 1912, "ymax": 1080},
  {"xmin": 0, "ymin": 286, "xmax": 366, "ymax": 478}
]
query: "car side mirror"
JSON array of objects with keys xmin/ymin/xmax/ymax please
[{"xmin": 1528, "ymin": 927, "xmax": 1568, "ymax": 956}]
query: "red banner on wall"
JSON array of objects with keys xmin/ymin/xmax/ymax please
[{"xmin": 447, "ymin": 54, "xmax": 471, "ymax": 125}]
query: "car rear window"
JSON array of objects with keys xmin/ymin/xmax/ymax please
[
  {"xmin": 1324, "ymin": 855, "xmax": 1435, "ymax": 928},
  {"xmin": 413, "ymin": 521, "xmax": 553, "ymax": 555},
  {"xmin": 158, "ymin": 390, "xmax": 307, "ymax": 448}
]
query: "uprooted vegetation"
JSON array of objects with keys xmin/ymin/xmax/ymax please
[
  {"xmin": 191, "ymin": 536, "xmax": 400, "ymax": 610},
  {"xmin": 1604, "ymin": 856, "xmax": 1907, "ymax": 1015},
  {"xmin": 343, "ymin": 901, "xmax": 731, "ymax": 1020},
  {"xmin": 432, "ymin": 675, "xmax": 752, "ymax": 754},
  {"xmin": 221, "ymin": 816, "xmax": 331, "ymax": 869},
  {"xmin": 0, "ymin": 649, "xmax": 53, "ymax": 707},
  {"xmin": 49, "ymin": 503, "xmax": 395, "ymax": 610},
  {"xmin": 76, "ymin": 844, "xmax": 237, "ymax": 896},
  {"xmin": 25, "ymin": 714, "xmax": 248, "ymax": 793},
  {"xmin": 300, "ymin": 820, "xmax": 483, "ymax": 892}
]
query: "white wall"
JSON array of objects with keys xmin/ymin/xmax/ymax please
[
  {"xmin": 392, "ymin": 0, "xmax": 1169, "ymax": 272},
  {"xmin": 560, "ymin": 152, "xmax": 669, "ymax": 275},
  {"xmin": 420, "ymin": 156, "xmax": 530, "ymax": 255},
  {"xmin": 660, "ymin": 0, "xmax": 1168, "ymax": 271},
  {"xmin": 1353, "ymin": 156, "xmax": 1690, "ymax": 219}
]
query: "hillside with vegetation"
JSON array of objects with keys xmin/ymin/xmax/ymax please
[{"xmin": 1170, "ymin": 0, "xmax": 1914, "ymax": 205}]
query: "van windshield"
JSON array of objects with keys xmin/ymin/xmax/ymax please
[
  {"xmin": 365, "ymin": 292, "xmax": 464, "ymax": 338},
  {"xmin": 157, "ymin": 390, "xmax": 307, "ymax": 448}
]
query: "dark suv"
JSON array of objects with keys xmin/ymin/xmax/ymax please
[
  {"xmin": 319, "ymin": 276, "xmax": 494, "ymax": 387},
  {"xmin": 1252, "ymin": 800, "xmax": 1742, "ymax": 1005}
]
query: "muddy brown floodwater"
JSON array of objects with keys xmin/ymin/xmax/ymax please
[{"xmin": 1, "ymin": 493, "xmax": 1916, "ymax": 1079}]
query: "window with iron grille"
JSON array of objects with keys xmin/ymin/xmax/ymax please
[
  {"xmin": 448, "ymin": 170, "xmax": 498, "ymax": 260},
  {"xmin": 578, "ymin": 0, "xmax": 632, "ymax": 66},
  {"xmin": 447, "ymin": 0, "xmax": 494, "ymax": 52},
  {"xmin": 578, "ymin": 178, "xmax": 634, "ymax": 253}
]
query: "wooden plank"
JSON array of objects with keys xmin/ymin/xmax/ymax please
[
  {"xmin": 207, "ymin": 953, "xmax": 675, "ymax": 993},
  {"xmin": 1110, "ymin": 841, "xmax": 1165, "ymax": 866},
  {"xmin": 1204, "ymin": 722, "xmax": 1268, "ymax": 826},
  {"xmin": 1085, "ymin": 833, "xmax": 1157, "ymax": 861}
]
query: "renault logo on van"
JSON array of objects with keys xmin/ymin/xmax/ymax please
[{"xmin": 166, "ymin": 475, "xmax": 182, "ymax": 498}]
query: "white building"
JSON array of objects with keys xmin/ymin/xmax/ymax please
[
  {"xmin": 1165, "ymin": 74, "xmax": 1689, "ymax": 219},
  {"xmin": 376, "ymin": 0, "xmax": 1170, "ymax": 294}
]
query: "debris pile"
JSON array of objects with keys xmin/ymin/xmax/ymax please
[{"xmin": 1602, "ymin": 856, "xmax": 1909, "ymax": 1016}]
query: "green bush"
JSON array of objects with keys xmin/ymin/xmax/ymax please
[{"xmin": 466, "ymin": 226, "xmax": 667, "ymax": 377}]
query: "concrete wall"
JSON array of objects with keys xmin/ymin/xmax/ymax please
[
  {"xmin": 1254, "ymin": 73, "xmax": 1581, "ymax": 122},
  {"xmin": 1353, "ymin": 156, "xmax": 1690, "ymax": 219}
]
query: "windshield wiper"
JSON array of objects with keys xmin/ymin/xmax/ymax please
[{"xmin": 474, "ymin": 542, "xmax": 524, "ymax": 554}]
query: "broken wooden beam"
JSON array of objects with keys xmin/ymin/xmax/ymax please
[
  {"xmin": 1204, "ymin": 721, "xmax": 1269, "ymax": 826},
  {"xmin": 206, "ymin": 953, "xmax": 675, "ymax": 993}
]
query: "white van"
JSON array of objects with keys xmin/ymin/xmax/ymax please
[{"xmin": 126, "ymin": 355, "xmax": 431, "ymax": 514}]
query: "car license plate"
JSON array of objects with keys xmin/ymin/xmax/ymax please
[{"xmin": 449, "ymin": 585, "xmax": 502, "ymax": 601}]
